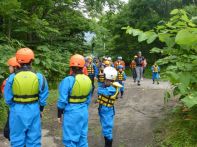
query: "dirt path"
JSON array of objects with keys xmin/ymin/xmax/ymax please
[{"xmin": 0, "ymin": 78, "xmax": 170, "ymax": 147}]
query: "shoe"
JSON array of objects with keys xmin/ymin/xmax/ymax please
[
  {"xmin": 137, "ymin": 81, "xmax": 140, "ymax": 86},
  {"xmin": 141, "ymin": 78, "xmax": 143, "ymax": 81},
  {"xmin": 157, "ymin": 82, "xmax": 159, "ymax": 85},
  {"xmin": 105, "ymin": 137, "xmax": 112, "ymax": 147}
]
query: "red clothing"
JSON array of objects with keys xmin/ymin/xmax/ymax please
[
  {"xmin": 82, "ymin": 66, "xmax": 88, "ymax": 75},
  {"xmin": 114, "ymin": 60, "xmax": 125, "ymax": 69},
  {"xmin": 1, "ymin": 79, "xmax": 6, "ymax": 94},
  {"xmin": 130, "ymin": 60, "xmax": 136, "ymax": 69}
]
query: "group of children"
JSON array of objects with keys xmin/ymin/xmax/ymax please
[
  {"xmin": 1, "ymin": 51, "xmax": 127, "ymax": 147},
  {"xmin": 1, "ymin": 51, "xmax": 161, "ymax": 147},
  {"xmin": 130, "ymin": 51, "xmax": 160, "ymax": 85},
  {"xmin": 85, "ymin": 56, "xmax": 127, "ymax": 98}
]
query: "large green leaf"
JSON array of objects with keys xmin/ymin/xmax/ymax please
[
  {"xmin": 170, "ymin": 9, "xmax": 179, "ymax": 15},
  {"xmin": 158, "ymin": 33, "xmax": 175, "ymax": 47},
  {"xmin": 138, "ymin": 32, "xmax": 147, "ymax": 42},
  {"xmin": 175, "ymin": 28, "xmax": 197, "ymax": 46},
  {"xmin": 181, "ymin": 94, "xmax": 197, "ymax": 108},
  {"xmin": 132, "ymin": 29, "xmax": 142, "ymax": 36},
  {"xmin": 145, "ymin": 31, "xmax": 158, "ymax": 44},
  {"xmin": 125, "ymin": 26, "xmax": 133, "ymax": 34},
  {"xmin": 150, "ymin": 47, "xmax": 163, "ymax": 53}
]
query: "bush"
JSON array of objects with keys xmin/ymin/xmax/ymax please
[{"xmin": 0, "ymin": 97, "xmax": 8, "ymax": 130}]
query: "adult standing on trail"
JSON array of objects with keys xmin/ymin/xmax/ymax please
[
  {"xmin": 57, "ymin": 54, "xmax": 92, "ymax": 147},
  {"xmin": 114, "ymin": 56, "xmax": 125, "ymax": 70},
  {"xmin": 1, "ymin": 57, "xmax": 21, "ymax": 141},
  {"xmin": 86, "ymin": 56, "xmax": 98, "ymax": 94},
  {"xmin": 97, "ymin": 66, "xmax": 122, "ymax": 147},
  {"xmin": 135, "ymin": 51, "xmax": 145, "ymax": 86},
  {"xmin": 4, "ymin": 48, "xmax": 49, "ymax": 147}
]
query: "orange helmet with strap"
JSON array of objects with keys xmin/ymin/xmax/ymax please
[
  {"xmin": 7, "ymin": 57, "xmax": 21, "ymax": 67},
  {"xmin": 70, "ymin": 54, "xmax": 85, "ymax": 67},
  {"xmin": 16, "ymin": 48, "xmax": 34, "ymax": 63}
]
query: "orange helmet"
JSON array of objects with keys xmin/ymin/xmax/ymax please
[
  {"xmin": 16, "ymin": 48, "xmax": 34, "ymax": 63},
  {"xmin": 7, "ymin": 57, "xmax": 21, "ymax": 67},
  {"xmin": 70, "ymin": 54, "xmax": 85, "ymax": 68}
]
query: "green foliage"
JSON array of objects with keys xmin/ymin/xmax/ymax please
[
  {"xmin": 0, "ymin": 98, "xmax": 8, "ymax": 130},
  {"xmin": 92, "ymin": 0, "xmax": 192, "ymax": 64},
  {"xmin": 152, "ymin": 106, "xmax": 197, "ymax": 146},
  {"xmin": 124, "ymin": 9, "xmax": 197, "ymax": 108}
]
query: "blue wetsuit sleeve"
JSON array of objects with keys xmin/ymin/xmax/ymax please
[
  {"xmin": 151, "ymin": 66, "xmax": 153, "ymax": 71},
  {"xmin": 86, "ymin": 90, "xmax": 92, "ymax": 106},
  {"xmin": 124, "ymin": 72, "xmax": 127, "ymax": 81},
  {"xmin": 37, "ymin": 73, "xmax": 49, "ymax": 107},
  {"xmin": 4, "ymin": 74, "xmax": 15, "ymax": 106},
  {"xmin": 94, "ymin": 64, "xmax": 98, "ymax": 77},
  {"xmin": 98, "ymin": 86, "xmax": 116, "ymax": 96},
  {"xmin": 57, "ymin": 77, "xmax": 73, "ymax": 109},
  {"xmin": 158, "ymin": 66, "xmax": 160, "ymax": 72}
]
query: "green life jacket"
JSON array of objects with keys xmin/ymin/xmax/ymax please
[
  {"xmin": 12, "ymin": 71, "xmax": 39, "ymax": 103},
  {"xmin": 69, "ymin": 74, "xmax": 92, "ymax": 103}
]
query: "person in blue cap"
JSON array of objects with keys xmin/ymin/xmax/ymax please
[
  {"xmin": 97, "ymin": 66, "xmax": 122, "ymax": 147},
  {"xmin": 116, "ymin": 65, "xmax": 127, "ymax": 98},
  {"xmin": 4, "ymin": 48, "xmax": 49, "ymax": 147},
  {"xmin": 57, "ymin": 54, "xmax": 92, "ymax": 147}
]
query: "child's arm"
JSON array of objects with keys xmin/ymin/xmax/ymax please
[{"xmin": 123, "ymin": 72, "xmax": 127, "ymax": 81}]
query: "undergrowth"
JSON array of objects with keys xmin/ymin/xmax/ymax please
[{"xmin": 152, "ymin": 106, "xmax": 197, "ymax": 147}]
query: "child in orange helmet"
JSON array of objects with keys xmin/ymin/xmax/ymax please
[{"xmin": 1, "ymin": 57, "xmax": 20, "ymax": 141}]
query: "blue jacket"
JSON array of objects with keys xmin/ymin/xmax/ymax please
[
  {"xmin": 57, "ymin": 76, "xmax": 92, "ymax": 112},
  {"xmin": 98, "ymin": 86, "xmax": 116, "ymax": 97}
]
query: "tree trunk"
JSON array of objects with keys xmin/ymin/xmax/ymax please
[{"xmin": 7, "ymin": 18, "xmax": 11, "ymax": 39}]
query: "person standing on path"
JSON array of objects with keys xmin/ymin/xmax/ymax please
[
  {"xmin": 97, "ymin": 66, "xmax": 122, "ymax": 147},
  {"xmin": 116, "ymin": 65, "xmax": 127, "ymax": 98},
  {"xmin": 1, "ymin": 57, "xmax": 21, "ymax": 141},
  {"xmin": 151, "ymin": 63, "xmax": 160, "ymax": 84},
  {"xmin": 57, "ymin": 54, "xmax": 92, "ymax": 147},
  {"xmin": 97, "ymin": 64, "xmax": 105, "ymax": 88},
  {"xmin": 135, "ymin": 51, "xmax": 145, "ymax": 86},
  {"xmin": 86, "ymin": 56, "xmax": 98, "ymax": 94},
  {"xmin": 4, "ymin": 48, "xmax": 49, "ymax": 147},
  {"xmin": 114, "ymin": 56, "xmax": 125, "ymax": 70},
  {"xmin": 130, "ymin": 55, "xmax": 137, "ymax": 82}
]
